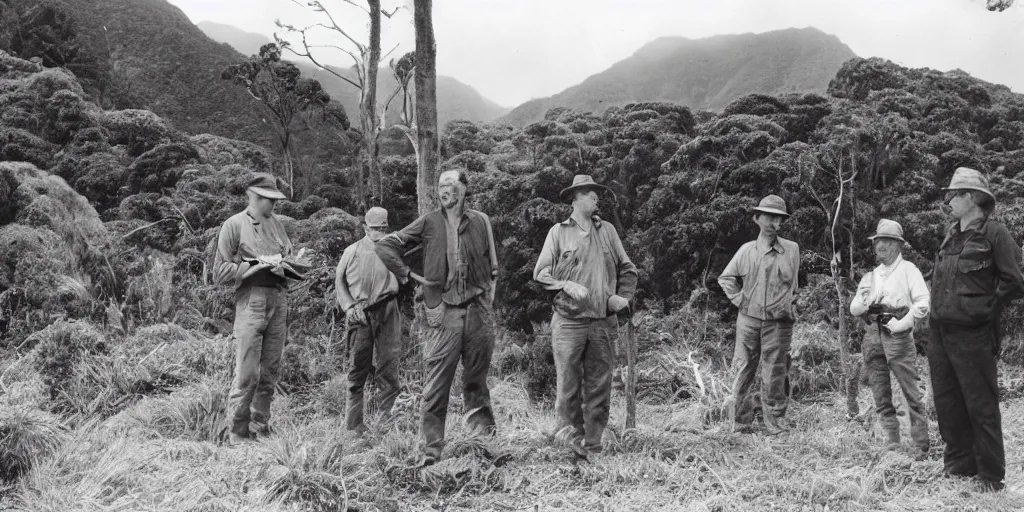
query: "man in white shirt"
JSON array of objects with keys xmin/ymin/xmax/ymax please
[{"xmin": 850, "ymin": 219, "xmax": 930, "ymax": 458}]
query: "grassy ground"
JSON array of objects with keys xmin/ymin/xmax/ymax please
[{"xmin": 2, "ymin": 320, "xmax": 1024, "ymax": 511}]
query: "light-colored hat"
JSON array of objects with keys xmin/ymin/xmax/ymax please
[
  {"xmin": 559, "ymin": 174, "xmax": 609, "ymax": 203},
  {"xmin": 945, "ymin": 167, "xmax": 995, "ymax": 202},
  {"xmin": 364, "ymin": 207, "xmax": 389, "ymax": 228},
  {"xmin": 247, "ymin": 172, "xmax": 286, "ymax": 200},
  {"xmin": 868, "ymin": 219, "xmax": 905, "ymax": 244},
  {"xmin": 752, "ymin": 194, "xmax": 789, "ymax": 218}
]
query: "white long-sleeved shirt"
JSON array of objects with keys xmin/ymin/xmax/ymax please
[{"xmin": 849, "ymin": 255, "xmax": 930, "ymax": 333}]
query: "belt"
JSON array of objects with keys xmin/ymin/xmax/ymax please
[
  {"xmin": 365, "ymin": 294, "xmax": 396, "ymax": 312},
  {"xmin": 445, "ymin": 294, "xmax": 487, "ymax": 309}
]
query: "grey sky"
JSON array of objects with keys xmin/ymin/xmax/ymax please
[{"xmin": 168, "ymin": 0, "xmax": 1024, "ymax": 107}]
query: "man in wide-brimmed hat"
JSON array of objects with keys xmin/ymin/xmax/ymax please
[
  {"xmin": 718, "ymin": 194, "xmax": 800, "ymax": 435},
  {"xmin": 213, "ymin": 172, "xmax": 297, "ymax": 446},
  {"xmin": 375, "ymin": 168, "xmax": 499, "ymax": 466},
  {"xmin": 929, "ymin": 167, "xmax": 1024, "ymax": 491},
  {"xmin": 534, "ymin": 174, "xmax": 638, "ymax": 458},
  {"xmin": 336, "ymin": 207, "xmax": 402, "ymax": 435},
  {"xmin": 850, "ymin": 219, "xmax": 930, "ymax": 457}
]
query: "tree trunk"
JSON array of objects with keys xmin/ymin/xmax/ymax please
[
  {"xmin": 285, "ymin": 149, "xmax": 294, "ymax": 200},
  {"xmin": 414, "ymin": 0, "xmax": 439, "ymax": 215},
  {"xmin": 360, "ymin": 0, "xmax": 381, "ymax": 207}
]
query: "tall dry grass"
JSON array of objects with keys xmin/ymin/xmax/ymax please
[{"xmin": 1, "ymin": 305, "xmax": 1022, "ymax": 510}]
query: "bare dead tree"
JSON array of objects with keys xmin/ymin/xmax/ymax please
[{"xmin": 276, "ymin": 0, "xmax": 404, "ymax": 210}]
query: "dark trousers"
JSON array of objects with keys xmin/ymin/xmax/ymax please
[
  {"xmin": 420, "ymin": 300, "xmax": 496, "ymax": 458},
  {"xmin": 345, "ymin": 297, "xmax": 402, "ymax": 431},
  {"xmin": 928, "ymin": 320, "xmax": 1004, "ymax": 482}
]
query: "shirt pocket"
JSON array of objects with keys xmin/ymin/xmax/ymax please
[
  {"xmin": 552, "ymin": 243, "xmax": 580, "ymax": 280},
  {"xmin": 955, "ymin": 240, "xmax": 994, "ymax": 296},
  {"xmin": 776, "ymin": 259, "xmax": 794, "ymax": 285}
]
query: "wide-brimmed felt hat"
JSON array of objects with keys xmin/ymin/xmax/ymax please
[
  {"xmin": 247, "ymin": 172, "xmax": 286, "ymax": 200},
  {"xmin": 868, "ymin": 218, "xmax": 905, "ymax": 244},
  {"xmin": 752, "ymin": 194, "xmax": 789, "ymax": 218},
  {"xmin": 364, "ymin": 206, "xmax": 389, "ymax": 228},
  {"xmin": 944, "ymin": 167, "xmax": 995, "ymax": 202},
  {"xmin": 559, "ymin": 174, "xmax": 609, "ymax": 203}
]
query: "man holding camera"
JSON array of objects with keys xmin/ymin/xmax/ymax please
[{"xmin": 850, "ymin": 219, "xmax": 930, "ymax": 458}]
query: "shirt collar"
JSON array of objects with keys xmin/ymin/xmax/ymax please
[
  {"xmin": 878, "ymin": 254, "xmax": 904, "ymax": 274},
  {"xmin": 755, "ymin": 235, "xmax": 784, "ymax": 254},
  {"xmin": 960, "ymin": 217, "xmax": 986, "ymax": 232},
  {"xmin": 245, "ymin": 209, "xmax": 263, "ymax": 224},
  {"xmin": 440, "ymin": 204, "xmax": 468, "ymax": 220},
  {"xmin": 560, "ymin": 215, "xmax": 603, "ymax": 229}
]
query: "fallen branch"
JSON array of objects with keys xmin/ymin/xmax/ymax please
[{"xmin": 119, "ymin": 218, "xmax": 180, "ymax": 241}]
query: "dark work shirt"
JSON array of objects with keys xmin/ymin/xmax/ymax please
[
  {"xmin": 375, "ymin": 208, "xmax": 497, "ymax": 308},
  {"xmin": 931, "ymin": 217, "xmax": 1024, "ymax": 326}
]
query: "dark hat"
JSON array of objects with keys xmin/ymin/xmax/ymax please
[
  {"xmin": 752, "ymin": 194, "xmax": 789, "ymax": 218},
  {"xmin": 559, "ymin": 174, "xmax": 609, "ymax": 203},
  {"xmin": 247, "ymin": 172, "xmax": 286, "ymax": 200}
]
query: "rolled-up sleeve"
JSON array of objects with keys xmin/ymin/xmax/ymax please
[
  {"xmin": 850, "ymin": 273, "xmax": 873, "ymax": 317},
  {"xmin": 375, "ymin": 214, "xmax": 427, "ymax": 280}
]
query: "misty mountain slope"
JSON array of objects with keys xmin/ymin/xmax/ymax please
[{"xmin": 499, "ymin": 27, "xmax": 857, "ymax": 126}]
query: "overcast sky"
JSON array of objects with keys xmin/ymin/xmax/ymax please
[{"xmin": 167, "ymin": 0, "xmax": 1024, "ymax": 108}]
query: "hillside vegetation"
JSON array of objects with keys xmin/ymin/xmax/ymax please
[
  {"xmin": 198, "ymin": 20, "xmax": 510, "ymax": 127},
  {"xmin": 2, "ymin": 12, "xmax": 1024, "ymax": 511}
]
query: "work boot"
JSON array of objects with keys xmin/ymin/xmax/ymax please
[
  {"xmin": 252, "ymin": 425, "xmax": 275, "ymax": 439},
  {"xmin": 978, "ymin": 478, "xmax": 1005, "ymax": 492},
  {"xmin": 226, "ymin": 432, "xmax": 248, "ymax": 447},
  {"xmin": 884, "ymin": 426, "xmax": 900, "ymax": 447},
  {"xmin": 571, "ymin": 437, "xmax": 591, "ymax": 461},
  {"xmin": 733, "ymin": 422, "xmax": 755, "ymax": 434},
  {"xmin": 763, "ymin": 414, "xmax": 789, "ymax": 436},
  {"xmin": 416, "ymin": 451, "xmax": 439, "ymax": 468},
  {"xmin": 914, "ymin": 447, "xmax": 929, "ymax": 462}
]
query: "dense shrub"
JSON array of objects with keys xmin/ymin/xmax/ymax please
[
  {"xmin": 0, "ymin": 127, "xmax": 57, "ymax": 168},
  {"xmin": 102, "ymin": 109, "xmax": 182, "ymax": 156}
]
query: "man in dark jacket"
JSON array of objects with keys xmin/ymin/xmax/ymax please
[
  {"xmin": 929, "ymin": 167, "xmax": 1024, "ymax": 492},
  {"xmin": 375, "ymin": 169, "xmax": 498, "ymax": 466}
]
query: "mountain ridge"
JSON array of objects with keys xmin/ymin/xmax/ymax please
[{"xmin": 498, "ymin": 27, "xmax": 858, "ymax": 126}]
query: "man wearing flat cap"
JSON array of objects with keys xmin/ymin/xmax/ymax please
[
  {"xmin": 929, "ymin": 167, "xmax": 1024, "ymax": 491},
  {"xmin": 850, "ymin": 219, "xmax": 930, "ymax": 457},
  {"xmin": 375, "ymin": 168, "xmax": 499, "ymax": 466},
  {"xmin": 213, "ymin": 171, "xmax": 295, "ymax": 446},
  {"xmin": 534, "ymin": 174, "xmax": 638, "ymax": 458},
  {"xmin": 718, "ymin": 194, "xmax": 800, "ymax": 435},
  {"xmin": 336, "ymin": 207, "xmax": 402, "ymax": 435}
]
